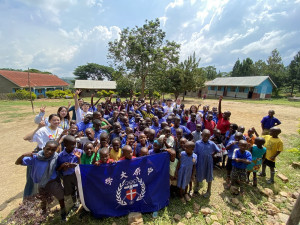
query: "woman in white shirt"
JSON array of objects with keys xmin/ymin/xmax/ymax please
[{"xmin": 25, "ymin": 114, "xmax": 65, "ymax": 149}]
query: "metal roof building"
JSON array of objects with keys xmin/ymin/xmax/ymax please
[
  {"xmin": 205, "ymin": 76, "xmax": 276, "ymax": 99},
  {"xmin": 74, "ymin": 80, "xmax": 116, "ymax": 90}
]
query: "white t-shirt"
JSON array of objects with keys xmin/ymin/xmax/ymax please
[
  {"xmin": 158, "ymin": 135, "xmax": 175, "ymax": 149},
  {"xmin": 75, "ymin": 108, "xmax": 91, "ymax": 124},
  {"xmin": 32, "ymin": 126, "xmax": 63, "ymax": 149},
  {"xmin": 163, "ymin": 106, "xmax": 173, "ymax": 118}
]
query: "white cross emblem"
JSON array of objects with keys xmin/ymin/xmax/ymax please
[{"xmin": 105, "ymin": 177, "xmax": 113, "ymax": 185}]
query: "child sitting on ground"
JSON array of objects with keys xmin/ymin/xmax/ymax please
[
  {"xmin": 246, "ymin": 137, "xmax": 266, "ymax": 186},
  {"xmin": 15, "ymin": 140, "xmax": 67, "ymax": 221},
  {"xmin": 176, "ymin": 141, "xmax": 197, "ymax": 204},
  {"xmin": 194, "ymin": 129, "xmax": 220, "ymax": 198},
  {"xmin": 259, "ymin": 127, "xmax": 283, "ymax": 184},
  {"xmin": 231, "ymin": 140, "xmax": 252, "ymax": 194}
]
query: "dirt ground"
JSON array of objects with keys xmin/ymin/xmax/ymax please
[{"xmin": 0, "ymin": 99, "xmax": 299, "ymax": 220}]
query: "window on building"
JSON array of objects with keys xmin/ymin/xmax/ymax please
[
  {"xmin": 230, "ymin": 86, "xmax": 237, "ymax": 92},
  {"xmin": 37, "ymin": 89, "xmax": 43, "ymax": 93},
  {"xmin": 239, "ymin": 87, "xmax": 245, "ymax": 92},
  {"xmin": 217, "ymin": 86, "xmax": 222, "ymax": 91}
]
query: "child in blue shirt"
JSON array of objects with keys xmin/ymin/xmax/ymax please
[
  {"xmin": 57, "ymin": 135, "xmax": 82, "ymax": 211},
  {"xmin": 231, "ymin": 140, "xmax": 252, "ymax": 195},
  {"xmin": 15, "ymin": 140, "xmax": 67, "ymax": 221}
]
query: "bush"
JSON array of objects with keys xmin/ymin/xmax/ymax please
[
  {"xmin": 7, "ymin": 89, "xmax": 37, "ymax": 100},
  {"xmin": 153, "ymin": 91, "xmax": 161, "ymax": 99},
  {"xmin": 46, "ymin": 90, "xmax": 72, "ymax": 99},
  {"xmin": 97, "ymin": 90, "xmax": 115, "ymax": 97}
]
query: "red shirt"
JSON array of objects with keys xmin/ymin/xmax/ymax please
[
  {"xmin": 119, "ymin": 156, "xmax": 136, "ymax": 161},
  {"xmin": 216, "ymin": 114, "xmax": 230, "ymax": 134},
  {"xmin": 96, "ymin": 159, "xmax": 114, "ymax": 164},
  {"xmin": 204, "ymin": 120, "xmax": 216, "ymax": 135}
]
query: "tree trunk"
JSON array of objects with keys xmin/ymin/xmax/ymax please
[
  {"xmin": 290, "ymin": 83, "xmax": 294, "ymax": 97},
  {"xmin": 141, "ymin": 76, "xmax": 146, "ymax": 99}
]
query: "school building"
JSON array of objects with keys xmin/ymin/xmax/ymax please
[
  {"xmin": 74, "ymin": 80, "xmax": 117, "ymax": 97},
  {"xmin": 205, "ymin": 76, "xmax": 276, "ymax": 99},
  {"xmin": 0, "ymin": 70, "xmax": 69, "ymax": 97}
]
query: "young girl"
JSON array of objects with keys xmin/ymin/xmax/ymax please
[
  {"xmin": 194, "ymin": 129, "xmax": 220, "ymax": 198},
  {"xmin": 176, "ymin": 141, "xmax": 197, "ymax": 204},
  {"xmin": 110, "ymin": 138, "xmax": 122, "ymax": 161},
  {"xmin": 25, "ymin": 114, "xmax": 65, "ymax": 150},
  {"xmin": 35, "ymin": 106, "xmax": 70, "ymax": 130},
  {"xmin": 246, "ymin": 137, "xmax": 266, "ymax": 186}
]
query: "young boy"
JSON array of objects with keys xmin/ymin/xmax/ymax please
[
  {"xmin": 216, "ymin": 96, "xmax": 231, "ymax": 138},
  {"xmin": 187, "ymin": 113, "xmax": 198, "ymax": 132},
  {"xmin": 15, "ymin": 141, "xmax": 67, "ymax": 220},
  {"xmin": 261, "ymin": 110, "xmax": 281, "ymax": 135},
  {"xmin": 119, "ymin": 145, "xmax": 136, "ymax": 160},
  {"xmin": 192, "ymin": 124, "xmax": 202, "ymax": 142},
  {"xmin": 259, "ymin": 127, "xmax": 283, "ymax": 184},
  {"xmin": 94, "ymin": 147, "xmax": 114, "ymax": 165},
  {"xmin": 231, "ymin": 140, "xmax": 252, "ymax": 194},
  {"xmin": 57, "ymin": 135, "xmax": 82, "ymax": 210}
]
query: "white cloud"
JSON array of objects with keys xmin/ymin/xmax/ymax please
[
  {"xmin": 159, "ymin": 16, "xmax": 168, "ymax": 27},
  {"xmin": 165, "ymin": 0, "xmax": 184, "ymax": 11}
]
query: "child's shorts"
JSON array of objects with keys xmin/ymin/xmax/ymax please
[
  {"xmin": 63, "ymin": 173, "xmax": 78, "ymax": 196},
  {"xmin": 231, "ymin": 167, "xmax": 247, "ymax": 183},
  {"xmin": 263, "ymin": 159, "xmax": 275, "ymax": 168},
  {"xmin": 226, "ymin": 158, "xmax": 233, "ymax": 171},
  {"xmin": 39, "ymin": 178, "xmax": 64, "ymax": 201}
]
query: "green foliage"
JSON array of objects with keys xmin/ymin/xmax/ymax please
[
  {"xmin": 74, "ymin": 63, "xmax": 115, "ymax": 80},
  {"xmin": 203, "ymin": 66, "xmax": 217, "ymax": 80},
  {"xmin": 46, "ymin": 90, "xmax": 72, "ymax": 99},
  {"xmin": 231, "ymin": 58, "xmax": 254, "ymax": 77},
  {"xmin": 287, "ymin": 51, "xmax": 300, "ymax": 96},
  {"xmin": 108, "ymin": 18, "xmax": 180, "ymax": 98},
  {"xmin": 24, "ymin": 68, "xmax": 52, "ymax": 74},
  {"xmin": 7, "ymin": 89, "xmax": 37, "ymax": 100},
  {"xmin": 97, "ymin": 90, "xmax": 115, "ymax": 97}
]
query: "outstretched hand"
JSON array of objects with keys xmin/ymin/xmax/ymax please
[{"xmin": 40, "ymin": 105, "xmax": 46, "ymax": 113}]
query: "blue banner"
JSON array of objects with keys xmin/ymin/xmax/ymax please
[{"xmin": 75, "ymin": 152, "xmax": 170, "ymax": 218}]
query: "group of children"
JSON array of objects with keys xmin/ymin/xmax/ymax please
[{"xmin": 16, "ymin": 92, "xmax": 283, "ymax": 219}]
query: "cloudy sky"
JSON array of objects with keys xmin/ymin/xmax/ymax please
[{"xmin": 0, "ymin": 0, "xmax": 299, "ymax": 77}]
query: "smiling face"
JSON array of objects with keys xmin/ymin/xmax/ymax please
[
  {"xmin": 85, "ymin": 128, "xmax": 95, "ymax": 141},
  {"xmin": 49, "ymin": 115, "xmax": 61, "ymax": 128},
  {"xmin": 84, "ymin": 143, "xmax": 94, "ymax": 157},
  {"xmin": 201, "ymin": 129, "xmax": 211, "ymax": 142},
  {"xmin": 100, "ymin": 148, "xmax": 110, "ymax": 163},
  {"xmin": 112, "ymin": 139, "xmax": 121, "ymax": 152},
  {"xmin": 43, "ymin": 142, "xmax": 58, "ymax": 158},
  {"xmin": 58, "ymin": 107, "xmax": 68, "ymax": 118}
]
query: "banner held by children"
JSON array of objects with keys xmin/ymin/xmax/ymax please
[{"xmin": 75, "ymin": 152, "xmax": 170, "ymax": 218}]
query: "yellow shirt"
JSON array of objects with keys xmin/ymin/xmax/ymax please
[
  {"xmin": 263, "ymin": 135, "xmax": 283, "ymax": 162},
  {"xmin": 110, "ymin": 148, "xmax": 122, "ymax": 161}
]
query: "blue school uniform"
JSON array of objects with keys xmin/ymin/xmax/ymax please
[
  {"xmin": 94, "ymin": 129, "xmax": 105, "ymax": 140},
  {"xmin": 226, "ymin": 140, "xmax": 239, "ymax": 159},
  {"xmin": 232, "ymin": 149, "xmax": 252, "ymax": 169},
  {"xmin": 150, "ymin": 124, "xmax": 160, "ymax": 136},
  {"xmin": 261, "ymin": 116, "xmax": 281, "ymax": 129},
  {"xmin": 171, "ymin": 125, "xmax": 191, "ymax": 137},
  {"xmin": 135, "ymin": 142, "xmax": 149, "ymax": 157},
  {"xmin": 22, "ymin": 154, "xmax": 58, "ymax": 184},
  {"xmin": 194, "ymin": 140, "xmax": 220, "ymax": 182},
  {"xmin": 177, "ymin": 151, "xmax": 197, "ymax": 189},
  {"xmin": 57, "ymin": 148, "xmax": 82, "ymax": 176},
  {"xmin": 110, "ymin": 132, "xmax": 122, "ymax": 142},
  {"xmin": 76, "ymin": 121, "xmax": 93, "ymax": 133},
  {"xmin": 158, "ymin": 118, "xmax": 166, "ymax": 125}
]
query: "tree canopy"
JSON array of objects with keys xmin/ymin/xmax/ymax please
[
  {"xmin": 108, "ymin": 18, "xmax": 180, "ymax": 98},
  {"xmin": 74, "ymin": 63, "xmax": 115, "ymax": 80}
]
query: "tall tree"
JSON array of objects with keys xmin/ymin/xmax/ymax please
[
  {"xmin": 107, "ymin": 18, "xmax": 180, "ymax": 98},
  {"xmin": 252, "ymin": 59, "xmax": 267, "ymax": 76},
  {"xmin": 240, "ymin": 58, "xmax": 254, "ymax": 76},
  {"xmin": 74, "ymin": 63, "xmax": 115, "ymax": 80},
  {"xmin": 266, "ymin": 49, "xmax": 286, "ymax": 89},
  {"xmin": 232, "ymin": 59, "xmax": 242, "ymax": 77},
  {"xmin": 287, "ymin": 51, "xmax": 300, "ymax": 96},
  {"xmin": 203, "ymin": 66, "xmax": 217, "ymax": 80}
]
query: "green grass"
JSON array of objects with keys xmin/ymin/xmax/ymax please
[{"xmin": 223, "ymin": 98, "xmax": 300, "ymax": 108}]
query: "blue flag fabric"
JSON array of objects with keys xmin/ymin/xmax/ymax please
[{"xmin": 75, "ymin": 152, "xmax": 170, "ymax": 218}]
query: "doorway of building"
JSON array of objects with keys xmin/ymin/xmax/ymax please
[
  {"xmin": 248, "ymin": 87, "xmax": 253, "ymax": 99},
  {"xmin": 223, "ymin": 87, "xmax": 227, "ymax": 96}
]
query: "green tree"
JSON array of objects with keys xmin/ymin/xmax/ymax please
[
  {"xmin": 252, "ymin": 59, "xmax": 267, "ymax": 76},
  {"xmin": 203, "ymin": 66, "xmax": 217, "ymax": 80},
  {"xmin": 74, "ymin": 63, "xmax": 115, "ymax": 80},
  {"xmin": 287, "ymin": 51, "xmax": 300, "ymax": 96},
  {"xmin": 24, "ymin": 69, "xmax": 52, "ymax": 74},
  {"xmin": 266, "ymin": 49, "xmax": 286, "ymax": 90},
  {"xmin": 107, "ymin": 18, "xmax": 180, "ymax": 98},
  {"xmin": 240, "ymin": 58, "xmax": 254, "ymax": 76},
  {"xmin": 232, "ymin": 59, "xmax": 242, "ymax": 76}
]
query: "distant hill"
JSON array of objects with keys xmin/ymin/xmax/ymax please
[{"xmin": 61, "ymin": 77, "xmax": 75, "ymax": 85}]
